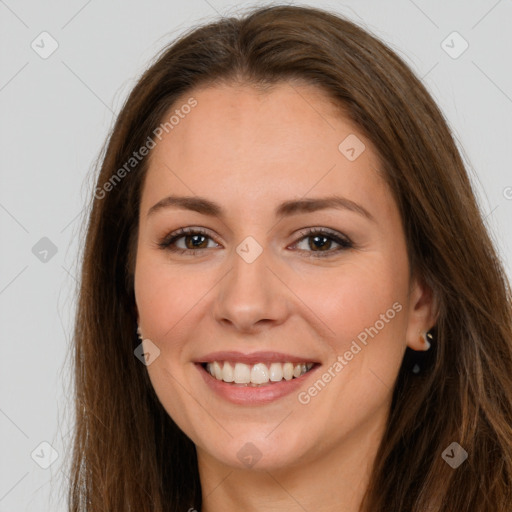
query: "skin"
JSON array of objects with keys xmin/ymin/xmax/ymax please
[{"xmin": 134, "ymin": 81, "xmax": 436, "ymax": 512}]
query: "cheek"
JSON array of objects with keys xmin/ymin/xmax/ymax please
[
  {"xmin": 134, "ymin": 253, "xmax": 214, "ymax": 341},
  {"xmin": 134, "ymin": 254, "xmax": 207, "ymax": 435},
  {"xmin": 292, "ymin": 257, "xmax": 409, "ymax": 421},
  {"xmin": 289, "ymin": 258, "xmax": 408, "ymax": 433},
  {"xmin": 293, "ymin": 256, "xmax": 409, "ymax": 353}
]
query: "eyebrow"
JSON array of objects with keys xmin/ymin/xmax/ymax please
[{"xmin": 147, "ymin": 195, "xmax": 375, "ymax": 222}]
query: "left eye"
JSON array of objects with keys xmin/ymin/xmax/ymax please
[
  {"xmin": 291, "ymin": 228, "xmax": 353, "ymax": 257},
  {"xmin": 158, "ymin": 227, "xmax": 353, "ymax": 257}
]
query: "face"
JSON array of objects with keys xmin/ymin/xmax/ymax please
[{"xmin": 134, "ymin": 82, "xmax": 433, "ymax": 472}]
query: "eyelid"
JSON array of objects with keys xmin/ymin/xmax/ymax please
[
  {"xmin": 293, "ymin": 226, "xmax": 351, "ymax": 243},
  {"xmin": 157, "ymin": 226, "xmax": 353, "ymax": 257},
  {"xmin": 289, "ymin": 227, "xmax": 353, "ymax": 257},
  {"xmin": 157, "ymin": 226, "xmax": 221, "ymax": 250}
]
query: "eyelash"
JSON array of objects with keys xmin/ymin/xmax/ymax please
[{"xmin": 157, "ymin": 227, "xmax": 353, "ymax": 258}]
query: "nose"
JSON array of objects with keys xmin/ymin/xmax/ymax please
[{"xmin": 212, "ymin": 243, "xmax": 290, "ymax": 334}]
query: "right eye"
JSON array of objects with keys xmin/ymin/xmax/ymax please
[{"xmin": 158, "ymin": 227, "xmax": 221, "ymax": 255}]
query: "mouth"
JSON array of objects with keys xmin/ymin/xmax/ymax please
[
  {"xmin": 201, "ymin": 361, "xmax": 316, "ymax": 386},
  {"xmin": 195, "ymin": 352, "xmax": 322, "ymax": 405}
]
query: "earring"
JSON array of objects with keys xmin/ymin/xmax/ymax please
[
  {"xmin": 420, "ymin": 330, "xmax": 433, "ymax": 351},
  {"xmin": 411, "ymin": 330, "xmax": 434, "ymax": 374}
]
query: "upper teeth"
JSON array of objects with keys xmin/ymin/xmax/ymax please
[{"xmin": 205, "ymin": 361, "xmax": 314, "ymax": 385}]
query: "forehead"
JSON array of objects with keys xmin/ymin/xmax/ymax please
[
  {"xmin": 141, "ymin": 82, "xmax": 391, "ymax": 221},
  {"xmin": 157, "ymin": 81, "xmax": 353, "ymax": 163}
]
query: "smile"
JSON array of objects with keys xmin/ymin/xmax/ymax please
[{"xmin": 204, "ymin": 361, "xmax": 315, "ymax": 386}]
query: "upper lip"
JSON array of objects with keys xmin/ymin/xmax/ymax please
[{"xmin": 195, "ymin": 351, "xmax": 320, "ymax": 365}]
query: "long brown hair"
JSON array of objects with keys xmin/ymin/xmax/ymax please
[{"xmin": 67, "ymin": 5, "xmax": 512, "ymax": 511}]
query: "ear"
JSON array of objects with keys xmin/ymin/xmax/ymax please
[{"xmin": 405, "ymin": 273, "xmax": 438, "ymax": 351}]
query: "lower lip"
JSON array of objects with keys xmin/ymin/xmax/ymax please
[{"xmin": 196, "ymin": 363, "xmax": 321, "ymax": 405}]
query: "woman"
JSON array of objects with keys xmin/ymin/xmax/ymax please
[{"xmin": 68, "ymin": 5, "xmax": 512, "ymax": 511}]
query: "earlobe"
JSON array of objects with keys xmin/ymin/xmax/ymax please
[{"xmin": 415, "ymin": 329, "xmax": 433, "ymax": 351}]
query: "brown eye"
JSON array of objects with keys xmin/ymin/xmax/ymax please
[
  {"xmin": 183, "ymin": 233, "xmax": 209, "ymax": 249},
  {"xmin": 308, "ymin": 234, "xmax": 333, "ymax": 251},
  {"xmin": 292, "ymin": 228, "xmax": 353, "ymax": 258},
  {"xmin": 158, "ymin": 228, "xmax": 220, "ymax": 254}
]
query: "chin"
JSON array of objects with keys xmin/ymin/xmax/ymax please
[{"xmin": 196, "ymin": 427, "xmax": 312, "ymax": 472}]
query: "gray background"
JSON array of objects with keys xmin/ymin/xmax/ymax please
[{"xmin": 1, "ymin": 0, "xmax": 511, "ymax": 510}]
